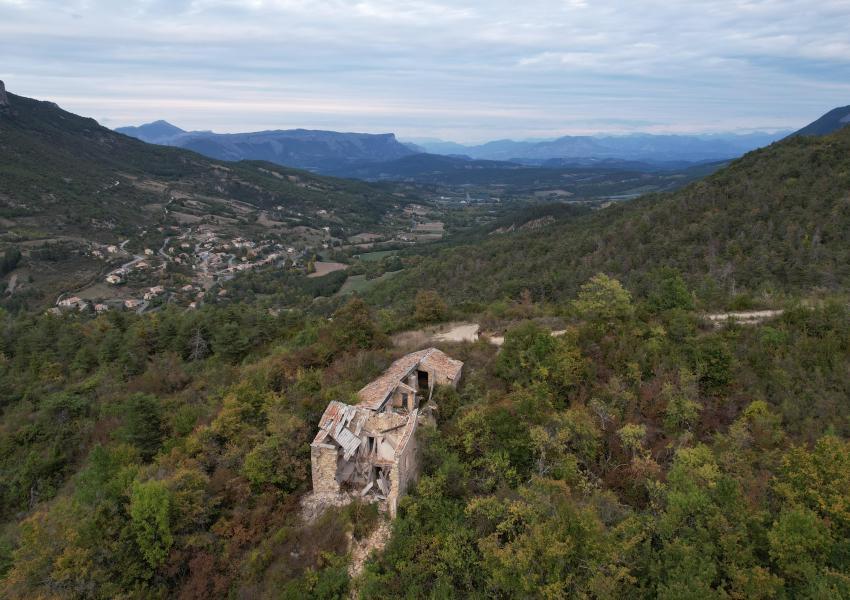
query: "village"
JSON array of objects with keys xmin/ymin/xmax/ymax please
[
  {"xmin": 52, "ymin": 229, "xmax": 303, "ymax": 314},
  {"xmin": 51, "ymin": 207, "xmax": 448, "ymax": 315}
]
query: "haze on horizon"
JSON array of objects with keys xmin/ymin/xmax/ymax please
[{"xmin": 1, "ymin": 0, "xmax": 849, "ymax": 143}]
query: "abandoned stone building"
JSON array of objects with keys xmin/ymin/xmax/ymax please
[{"xmin": 310, "ymin": 348, "xmax": 463, "ymax": 516}]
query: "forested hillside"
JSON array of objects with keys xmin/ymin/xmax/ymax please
[
  {"xmin": 0, "ymin": 90, "xmax": 409, "ymax": 240},
  {"xmin": 368, "ymin": 126, "xmax": 850, "ymax": 309},
  {"xmin": 2, "ymin": 278, "xmax": 850, "ymax": 597}
]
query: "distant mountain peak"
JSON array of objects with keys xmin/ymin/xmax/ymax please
[
  {"xmin": 0, "ymin": 80, "xmax": 9, "ymax": 107},
  {"xmin": 115, "ymin": 120, "xmax": 186, "ymax": 143}
]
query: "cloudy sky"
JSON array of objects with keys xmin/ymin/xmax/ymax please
[{"xmin": 1, "ymin": 0, "xmax": 849, "ymax": 142}]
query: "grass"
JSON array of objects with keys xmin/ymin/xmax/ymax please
[
  {"xmin": 355, "ymin": 250, "xmax": 397, "ymax": 262},
  {"xmin": 337, "ymin": 270, "xmax": 402, "ymax": 295}
]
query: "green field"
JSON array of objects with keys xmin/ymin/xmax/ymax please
[
  {"xmin": 337, "ymin": 269, "xmax": 402, "ymax": 294},
  {"xmin": 355, "ymin": 249, "xmax": 397, "ymax": 262}
]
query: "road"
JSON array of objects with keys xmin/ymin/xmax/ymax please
[
  {"xmin": 109, "ymin": 253, "xmax": 145, "ymax": 277},
  {"xmin": 158, "ymin": 236, "xmax": 170, "ymax": 258}
]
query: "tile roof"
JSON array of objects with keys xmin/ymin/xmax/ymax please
[
  {"xmin": 420, "ymin": 349, "xmax": 463, "ymax": 382},
  {"xmin": 356, "ymin": 348, "xmax": 462, "ymax": 410}
]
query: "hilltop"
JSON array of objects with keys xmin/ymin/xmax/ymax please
[
  {"xmin": 114, "ymin": 119, "xmax": 187, "ymax": 142},
  {"xmin": 791, "ymin": 105, "xmax": 850, "ymax": 137}
]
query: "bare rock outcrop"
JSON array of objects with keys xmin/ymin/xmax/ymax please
[{"xmin": 0, "ymin": 81, "xmax": 8, "ymax": 107}]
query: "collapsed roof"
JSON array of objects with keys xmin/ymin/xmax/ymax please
[{"xmin": 356, "ymin": 347, "xmax": 463, "ymax": 411}]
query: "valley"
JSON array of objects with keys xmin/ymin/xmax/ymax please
[{"xmin": 0, "ymin": 89, "xmax": 470, "ymax": 313}]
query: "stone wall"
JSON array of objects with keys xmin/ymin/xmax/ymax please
[
  {"xmin": 426, "ymin": 365, "xmax": 462, "ymax": 388},
  {"xmin": 386, "ymin": 422, "xmax": 419, "ymax": 517},
  {"xmin": 310, "ymin": 444, "xmax": 340, "ymax": 493}
]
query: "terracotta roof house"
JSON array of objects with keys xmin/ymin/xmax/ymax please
[{"xmin": 310, "ymin": 348, "xmax": 463, "ymax": 516}]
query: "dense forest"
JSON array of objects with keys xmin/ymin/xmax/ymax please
[
  {"xmin": 2, "ymin": 269, "xmax": 850, "ymax": 597},
  {"xmin": 366, "ymin": 126, "xmax": 850, "ymax": 309}
]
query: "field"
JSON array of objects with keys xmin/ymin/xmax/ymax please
[
  {"xmin": 354, "ymin": 250, "xmax": 397, "ymax": 262},
  {"xmin": 337, "ymin": 270, "xmax": 402, "ymax": 294},
  {"xmin": 307, "ymin": 261, "xmax": 348, "ymax": 278}
]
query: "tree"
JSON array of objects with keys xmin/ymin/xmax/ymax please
[
  {"xmin": 129, "ymin": 480, "xmax": 173, "ymax": 569},
  {"xmin": 214, "ymin": 321, "xmax": 250, "ymax": 363},
  {"xmin": 573, "ymin": 274, "xmax": 633, "ymax": 327},
  {"xmin": 495, "ymin": 322, "xmax": 557, "ymax": 385},
  {"xmin": 242, "ymin": 411, "xmax": 309, "ymax": 493},
  {"xmin": 329, "ymin": 297, "xmax": 383, "ymax": 351},
  {"xmin": 768, "ymin": 507, "xmax": 832, "ymax": 586},
  {"xmin": 648, "ymin": 268, "xmax": 694, "ymax": 312},
  {"xmin": 0, "ymin": 246, "xmax": 22, "ymax": 276},
  {"xmin": 617, "ymin": 423, "xmax": 647, "ymax": 458},
  {"xmin": 187, "ymin": 327, "xmax": 209, "ymax": 361},
  {"xmin": 123, "ymin": 393, "xmax": 164, "ymax": 461},
  {"xmin": 413, "ymin": 289, "xmax": 448, "ymax": 323},
  {"xmin": 662, "ymin": 368, "xmax": 702, "ymax": 433},
  {"xmin": 468, "ymin": 478, "xmax": 633, "ymax": 597},
  {"xmin": 694, "ymin": 336, "xmax": 734, "ymax": 393},
  {"xmin": 547, "ymin": 334, "xmax": 589, "ymax": 395}
]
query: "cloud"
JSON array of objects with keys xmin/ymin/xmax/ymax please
[{"xmin": 1, "ymin": 0, "xmax": 849, "ymax": 141}]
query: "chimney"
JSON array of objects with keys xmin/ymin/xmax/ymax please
[{"xmin": 0, "ymin": 81, "xmax": 8, "ymax": 107}]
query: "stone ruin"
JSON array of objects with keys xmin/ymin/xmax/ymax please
[{"xmin": 310, "ymin": 348, "xmax": 463, "ymax": 517}]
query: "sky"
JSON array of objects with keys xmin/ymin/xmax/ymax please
[{"xmin": 1, "ymin": 0, "xmax": 849, "ymax": 143}]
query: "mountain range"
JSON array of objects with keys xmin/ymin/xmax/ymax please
[
  {"xmin": 116, "ymin": 120, "xmax": 791, "ymax": 178},
  {"xmin": 1, "ymin": 92, "xmax": 407, "ymax": 235},
  {"xmin": 115, "ymin": 121, "xmax": 419, "ymax": 173},
  {"xmin": 406, "ymin": 131, "xmax": 788, "ymax": 162}
]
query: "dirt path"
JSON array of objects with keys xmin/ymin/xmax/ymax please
[
  {"xmin": 434, "ymin": 323, "xmax": 480, "ymax": 343},
  {"xmin": 393, "ymin": 322, "xmax": 569, "ymax": 348},
  {"xmin": 392, "ymin": 322, "xmax": 480, "ymax": 348},
  {"xmin": 704, "ymin": 309, "xmax": 784, "ymax": 325},
  {"xmin": 348, "ymin": 520, "xmax": 392, "ymax": 580}
]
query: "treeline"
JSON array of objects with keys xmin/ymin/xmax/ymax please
[{"xmin": 221, "ymin": 266, "xmax": 350, "ymax": 306}]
